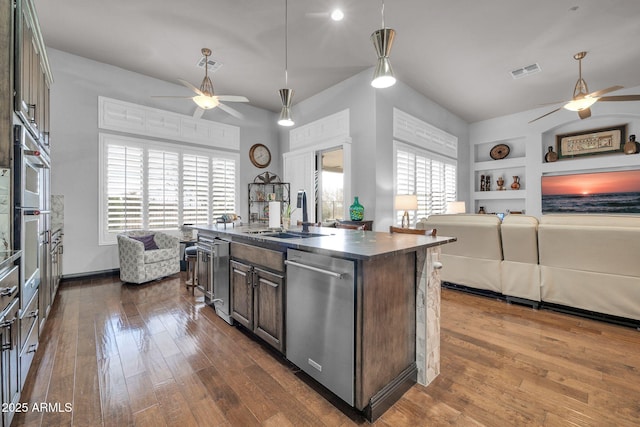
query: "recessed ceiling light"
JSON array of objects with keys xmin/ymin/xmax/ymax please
[{"xmin": 331, "ymin": 9, "xmax": 344, "ymax": 21}]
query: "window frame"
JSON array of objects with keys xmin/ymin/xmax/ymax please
[
  {"xmin": 394, "ymin": 140, "xmax": 457, "ymax": 225},
  {"xmin": 98, "ymin": 133, "xmax": 239, "ymax": 245}
]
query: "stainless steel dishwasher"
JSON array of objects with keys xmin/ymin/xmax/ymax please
[{"xmin": 285, "ymin": 248, "xmax": 356, "ymax": 406}]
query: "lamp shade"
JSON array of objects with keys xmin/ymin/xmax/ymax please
[
  {"xmin": 277, "ymin": 88, "xmax": 294, "ymax": 126},
  {"xmin": 395, "ymin": 194, "xmax": 418, "ymax": 210},
  {"xmin": 446, "ymin": 201, "xmax": 466, "ymax": 214},
  {"xmin": 371, "ymin": 28, "xmax": 396, "ymax": 88}
]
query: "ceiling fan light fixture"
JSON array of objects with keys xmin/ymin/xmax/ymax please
[
  {"xmin": 278, "ymin": 88, "xmax": 294, "ymax": 126},
  {"xmin": 563, "ymin": 96, "xmax": 598, "ymax": 111},
  {"xmin": 193, "ymin": 94, "xmax": 219, "ymax": 109}
]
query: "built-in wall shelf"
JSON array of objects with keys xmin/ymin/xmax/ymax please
[
  {"xmin": 474, "ymin": 190, "xmax": 526, "ymax": 200},
  {"xmin": 474, "ymin": 157, "xmax": 526, "ymax": 171},
  {"xmin": 541, "ymin": 153, "xmax": 640, "ymax": 174},
  {"xmin": 471, "ymin": 136, "xmax": 527, "ymax": 213}
]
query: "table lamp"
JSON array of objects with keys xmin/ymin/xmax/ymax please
[
  {"xmin": 446, "ymin": 201, "xmax": 466, "ymax": 214},
  {"xmin": 395, "ymin": 195, "xmax": 418, "ymax": 228}
]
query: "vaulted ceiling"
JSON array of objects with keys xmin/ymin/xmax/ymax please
[{"xmin": 33, "ymin": 0, "xmax": 640, "ymax": 123}]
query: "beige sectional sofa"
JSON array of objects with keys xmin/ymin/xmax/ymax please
[
  {"xmin": 539, "ymin": 215, "xmax": 640, "ymax": 322},
  {"xmin": 424, "ymin": 213, "xmax": 640, "ymax": 324}
]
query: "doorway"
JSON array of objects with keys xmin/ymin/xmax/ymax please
[{"xmin": 318, "ymin": 148, "xmax": 344, "ymax": 221}]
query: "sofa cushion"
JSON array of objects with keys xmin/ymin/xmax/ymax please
[
  {"xmin": 130, "ymin": 235, "xmax": 159, "ymax": 251},
  {"xmin": 143, "ymin": 248, "xmax": 175, "ymax": 264}
]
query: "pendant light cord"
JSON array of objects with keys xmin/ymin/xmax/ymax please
[
  {"xmin": 284, "ymin": 0, "xmax": 289, "ymax": 87},
  {"xmin": 381, "ymin": 0, "xmax": 385, "ymax": 28}
]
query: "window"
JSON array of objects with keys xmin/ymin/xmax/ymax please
[
  {"xmin": 394, "ymin": 141, "xmax": 457, "ymax": 224},
  {"xmin": 99, "ymin": 134, "xmax": 239, "ymax": 244}
]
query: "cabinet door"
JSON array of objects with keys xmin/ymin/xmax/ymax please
[
  {"xmin": 1, "ymin": 299, "xmax": 20, "ymax": 424},
  {"xmin": 17, "ymin": 5, "xmax": 33, "ymax": 121},
  {"xmin": 230, "ymin": 260, "xmax": 253, "ymax": 329},
  {"xmin": 253, "ymin": 267, "xmax": 284, "ymax": 352},
  {"xmin": 196, "ymin": 249, "xmax": 210, "ymax": 294}
]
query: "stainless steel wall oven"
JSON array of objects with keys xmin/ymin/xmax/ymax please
[{"xmin": 13, "ymin": 125, "xmax": 49, "ymax": 307}]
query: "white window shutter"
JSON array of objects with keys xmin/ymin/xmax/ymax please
[{"xmin": 106, "ymin": 144, "xmax": 144, "ymax": 232}]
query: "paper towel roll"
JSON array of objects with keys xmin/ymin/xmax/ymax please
[{"xmin": 269, "ymin": 201, "xmax": 281, "ymax": 229}]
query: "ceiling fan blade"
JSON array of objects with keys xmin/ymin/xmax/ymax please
[
  {"xmin": 218, "ymin": 103, "xmax": 244, "ymax": 119},
  {"xmin": 192, "ymin": 107, "xmax": 205, "ymax": 120},
  {"xmin": 151, "ymin": 95, "xmax": 194, "ymax": 99},
  {"xmin": 578, "ymin": 108, "xmax": 591, "ymax": 120},
  {"xmin": 528, "ymin": 107, "xmax": 562, "ymax": 123},
  {"xmin": 177, "ymin": 79, "xmax": 204, "ymax": 96},
  {"xmin": 216, "ymin": 95, "xmax": 249, "ymax": 103},
  {"xmin": 599, "ymin": 95, "xmax": 640, "ymax": 102},
  {"xmin": 588, "ymin": 85, "xmax": 623, "ymax": 98}
]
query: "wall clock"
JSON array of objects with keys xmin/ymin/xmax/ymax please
[{"xmin": 249, "ymin": 143, "xmax": 271, "ymax": 168}]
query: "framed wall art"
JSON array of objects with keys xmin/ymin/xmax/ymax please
[{"xmin": 556, "ymin": 125, "xmax": 626, "ymax": 159}]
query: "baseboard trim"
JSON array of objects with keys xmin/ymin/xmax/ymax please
[
  {"xmin": 442, "ymin": 281, "xmax": 504, "ymax": 300},
  {"xmin": 61, "ymin": 269, "xmax": 120, "ymax": 283},
  {"xmin": 542, "ymin": 302, "xmax": 640, "ymax": 330}
]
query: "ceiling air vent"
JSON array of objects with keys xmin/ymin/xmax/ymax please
[
  {"xmin": 196, "ymin": 55, "xmax": 223, "ymax": 73},
  {"xmin": 510, "ymin": 63, "xmax": 541, "ymax": 79}
]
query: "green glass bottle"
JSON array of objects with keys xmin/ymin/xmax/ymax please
[{"xmin": 349, "ymin": 196, "xmax": 364, "ymax": 221}]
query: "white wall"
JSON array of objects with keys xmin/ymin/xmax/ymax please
[
  {"xmin": 470, "ymin": 86, "xmax": 640, "ymax": 217},
  {"xmin": 283, "ymin": 68, "xmax": 469, "ymax": 231},
  {"xmin": 48, "ymin": 49, "xmax": 279, "ymax": 276}
]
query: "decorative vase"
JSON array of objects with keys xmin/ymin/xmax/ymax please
[
  {"xmin": 349, "ymin": 196, "xmax": 364, "ymax": 221},
  {"xmin": 545, "ymin": 146, "xmax": 558, "ymax": 162},
  {"xmin": 282, "ymin": 217, "xmax": 290, "ymax": 231},
  {"xmin": 480, "ymin": 174, "xmax": 486, "ymax": 191},
  {"xmin": 496, "ymin": 176, "xmax": 505, "ymax": 191},
  {"xmin": 485, "ymin": 175, "xmax": 491, "ymax": 191},
  {"xmin": 624, "ymin": 134, "xmax": 637, "ymax": 154},
  {"xmin": 511, "ymin": 176, "xmax": 520, "ymax": 190},
  {"xmin": 478, "ymin": 206, "xmax": 486, "ymax": 214}
]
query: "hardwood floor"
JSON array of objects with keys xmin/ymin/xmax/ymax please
[{"xmin": 12, "ymin": 273, "xmax": 640, "ymax": 426}]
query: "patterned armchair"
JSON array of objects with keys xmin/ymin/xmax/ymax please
[{"xmin": 117, "ymin": 230, "xmax": 180, "ymax": 284}]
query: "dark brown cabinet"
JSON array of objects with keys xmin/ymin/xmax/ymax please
[
  {"xmin": 14, "ymin": 0, "xmax": 51, "ymax": 147},
  {"xmin": 230, "ymin": 243, "xmax": 285, "ymax": 353},
  {"xmin": 1, "ymin": 266, "xmax": 20, "ymax": 427}
]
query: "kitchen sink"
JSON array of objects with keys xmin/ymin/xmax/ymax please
[{"xmin": 262, "ymin": 231, "xmax": 330, "ymax": 239}]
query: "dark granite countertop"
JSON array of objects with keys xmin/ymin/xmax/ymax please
[{"xmin": 192, "ymin": 224, "xmax": 456, "ymax": 261}]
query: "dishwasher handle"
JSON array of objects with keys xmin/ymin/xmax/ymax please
[{"xmin": 285, "ymin": 260, "xmax": 344, "ymax": 279}]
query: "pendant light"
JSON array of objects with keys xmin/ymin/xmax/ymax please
[
  {"xmin": 278, "ymin": 0, "xmax": 294, "ymax": 126},
  {"xmin": 371, "ymin": 0, "xmax": 396, "ymax": 89}
]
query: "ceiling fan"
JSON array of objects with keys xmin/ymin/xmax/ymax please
[
  {"xmin": 529, "ymin": 51, "xmax": 640, "ymax": 123},
  {"xmin": 153, "ymin": 48, "xmax": 249, "ymax": 119}
]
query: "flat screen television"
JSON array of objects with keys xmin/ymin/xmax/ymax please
[{"xmin": 541, "ymin": 169, "xmax": 640, "ymax": 214}]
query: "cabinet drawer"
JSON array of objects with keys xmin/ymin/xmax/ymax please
[
  {"xmin": 20, "ymin": 289, "xmax": 39, "ymax": 349},
  {"xmin": 19, "ymin": 318, "xmax": 39, "ymax": 389},
  {"xmin": 0, "ymin": 266, "xmax": 19, "ymax": 312},
  {"xmin": 231, "ymin": 242, "xmax": 285, "ymax": 273}
]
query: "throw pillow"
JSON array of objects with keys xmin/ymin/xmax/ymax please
[{"xmin": 130, "ymin": 235, "xmax": 159, "ymax": 251}]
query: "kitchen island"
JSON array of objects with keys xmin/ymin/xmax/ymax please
[{"xmin": 193, "ymin": 224, "xmax": 455, "ymax": 421}]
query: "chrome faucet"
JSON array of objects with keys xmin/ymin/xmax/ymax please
[{"xmin": 297, "ymin": 190, "xmax": 310, "ymax": 232}]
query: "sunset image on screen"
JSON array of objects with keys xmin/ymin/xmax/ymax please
[
  {"xmin": 541, "ymin": 170, "xmax": 640, "ymax": 195},
  {"xmin": 542, "ymin": 169, "xmax": 640, "ymax": 214}
]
